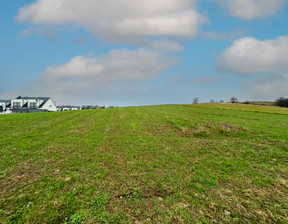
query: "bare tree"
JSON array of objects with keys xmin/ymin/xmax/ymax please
[{"xmin": 193, "ymin": 97, "xmax": 199, "ymax": 104}]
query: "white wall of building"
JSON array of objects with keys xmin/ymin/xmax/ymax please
[
  {"xmin": 11, "ymin": 99, "xmax": 23, "ymax": 108},
  {"xmin": 40, "ymin": 98, "xmax": 57, "ymax": 111}
]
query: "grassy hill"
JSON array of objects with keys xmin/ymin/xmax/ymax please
[
  {"xmin": 0, "ymin": 104, "xmax": 287, "ymax": 223},
  {"xmin": 242, "ymin": 101, "xmax": 275, "ymax": 106}
]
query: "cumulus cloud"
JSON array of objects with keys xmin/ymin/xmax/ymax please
[
  {"xmin": 217, "ymin": 0, "xmax": 285, "ymax": 20},
  {"xmin": 17, "ymin": 0, "xmax": 206, "ymax": 44},
  {"xmin": 244, "ymin": 74, "xmax": 288, "ymax": 99},
  {"xmin": 3, "ymin": 49, "xmax": 178, "ymax": 104},
  {"xmin": 217, "ymin": 35, "xmax": 288, "ymax": 75},
  {"xmin": 40, "ymin": 49, "xmax": 176, "ymax": 81}
]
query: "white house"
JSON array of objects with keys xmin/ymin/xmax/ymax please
[
  {"xmin": 0, "ymin": 96, "xmax": 57, "ymax": 114},
  {"xmin": 11, "ymin": 96, "xmax": 57, "ymax": 112}
]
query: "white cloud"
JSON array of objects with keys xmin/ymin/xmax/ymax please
[
  {"xmin": 18, "ymin": 26, "xmax": 59, "ymax": 41},
  {"xmin": 166, "ymin": 73, "xmax": 182, "ymax": 85},
  {"xmin": 3, "ymin": 49, "xmax": 178, "ymax": 104},
  {"xmin": 76, "ymin": 37, "xmax": 86, "ymax": 45},
  {"xmin": 142, "ymin": 40, "xmax": 184, "ymax": 52},
  {"xmin": 201, "ymin": 28, "xmax": 245, "ymax": 41},
  {"xmin": 217, "ymin": 0, "xmax": 285, "ymax": 20},
  {"xmin": 244, "ymin": 74, "xmax": 288, "ymax": 99},
  {"xmin": 17, "ymin": 0, "xmax": 206, "ymax": 44},
  {"xmin": 217, "ymin": 35, "xmax": 288, "ymax": 75},
  {"xmin": 193, "ymin": 76, "xmax": 222, "ymax": 85},
  {"xmin": 40, "ymin": 49, "xmax": 176, "ymax": 81}
]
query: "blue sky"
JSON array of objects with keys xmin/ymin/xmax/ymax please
[{"xmin": 1, "ymin": 0, "xmax": 288, "ymax": 106}]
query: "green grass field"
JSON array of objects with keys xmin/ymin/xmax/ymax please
[{"xmin": 0, "ymin": 104, "xmax": 287, "ymax": 223}]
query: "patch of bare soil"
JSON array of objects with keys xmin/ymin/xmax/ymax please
[
  {"xmin": 217, "ymin": 123, "xmax": 246, "ymax": 134},
  {"xmin": 145, "ymin": 122, "xmax": 175, "ymax": 137},
  {"xmin": 0, "ymin": 161, "xmax": 41, "ymax": 198},
  {"xmin": 174, "ymin": 122, "xmax": 246, "ymax": 138}
]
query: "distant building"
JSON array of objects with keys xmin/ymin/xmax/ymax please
[
  {"xmin": 82, "ymin": 105, "xmax": 105, "ymax": 109},
  {"xmin": 0, "ymin": 96, "xmax": 57, "ymax": 114},
  {"xmin": 57, "ymin": 105, "xmax": 82, "ymax": 111},
  {"xmin": 0, "ymin": 100, "xmax": 12, "ymax": 114}
]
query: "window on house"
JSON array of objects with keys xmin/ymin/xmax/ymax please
[
  {"xmin": 0, "ymin": 106, "xmax": 3, "ymax": 112},
  {"xmin": 30, "ymin": 102, "xmax": 37, "ymax": 109},
  {"xmin": 13, "ymin": 102, "xmax": 21, "ymax": 109}
]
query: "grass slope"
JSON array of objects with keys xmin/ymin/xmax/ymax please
[{"xmin": 0, "ymin": 104, "xmax": 287, "ymax": 223}]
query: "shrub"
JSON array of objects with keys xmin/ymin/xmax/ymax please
[
  {"xmin": 275, "ymin": 97, "xmax": 288, "ymax": 107},
  {"xmin": 230, "ymin": 97, "xmax": 238, "ymax": 103}
]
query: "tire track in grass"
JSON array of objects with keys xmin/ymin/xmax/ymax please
[
  {"xmin": 0, "ymin": 109, "xmax": 115, "ymax": 220},
  {"xmin": 85, "ymin": 108, "xmax": 180, "ymax": 222}
]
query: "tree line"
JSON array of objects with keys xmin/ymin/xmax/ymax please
[
  {"xmin": 275, "ymin": 97, "xmax": 288, "ymax": 108},
  {"xmin": 192, "ymin": 96, "xmax": 288, "ymax": 108}
]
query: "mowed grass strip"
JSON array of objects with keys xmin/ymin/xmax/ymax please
[{"xmin": 0, "ymin": 104, "xmax": 287, "ymax": 223}]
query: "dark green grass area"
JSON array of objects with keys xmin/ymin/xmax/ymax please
[{"xmin": 0, "ymin": 104, "xmax": 287, "ymax": 223}]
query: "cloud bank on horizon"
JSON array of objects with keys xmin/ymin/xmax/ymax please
[{"xmin": 1, "ymin": 0, "xmax": 287, "ymax": 105}]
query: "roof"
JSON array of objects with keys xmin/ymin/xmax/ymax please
[
  {"xmin": 0, "ymin": 100, "xmax": 11, "ymax": 103},
  {"xmin": 16, "ymin": 96, "xmax": 52, "ymax": 108},
  {"xmin": 16, "ymin": 96, "xmax": 51, "ymax": 101}
]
